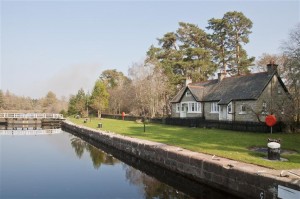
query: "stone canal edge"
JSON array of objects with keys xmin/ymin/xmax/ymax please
[{"xmin": 62, "ymin": 120, "xmax": 300, "ymax": 199}]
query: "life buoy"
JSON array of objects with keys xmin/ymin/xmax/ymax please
[{"xmin": 265, "ymin": 115, "xmax": 277, "ymax": 127}]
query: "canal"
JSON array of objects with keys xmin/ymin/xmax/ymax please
[{"xmin": 0, "ymin": 128, "xmax": 240, "ymax": 199}]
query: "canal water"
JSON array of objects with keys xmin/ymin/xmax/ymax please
[{"xmin": 0, "ymin": 128, "xmax": 240, "ymax": 199}]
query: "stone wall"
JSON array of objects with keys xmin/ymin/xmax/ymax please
[
  {"xmin": 62, "ymin": 121, "xmax": 300, "ymax": 199},
  {"xmin": 204, "ymin": 102, "xmax": 219, "ymax": 120},
  {"xmin": 171, "ymin": 103, "xmax": 180, "ymax": 117},
  {"xmin": 234, "ymin": 100, "xmax": 258, "ymax": 122}
]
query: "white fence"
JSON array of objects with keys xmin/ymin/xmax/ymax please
[
  {"xmin": 0, "ymin": 129, "xmax": 62, "ymax": 136},
  {"xmin": 0, "ymin": 113, "xmax": 64, "ymax": 119}
]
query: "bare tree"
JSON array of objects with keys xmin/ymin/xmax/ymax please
[
  {"xmin": 255, "ymin": 53, "xmax": 288, "ymax": 74},
  {"xmin": 128, "ymin": 62, "xmax": 169, "ymax": 117},
  {"xmin": 281, "ymin": 23, "xmax": 300, "ymax": 124}
]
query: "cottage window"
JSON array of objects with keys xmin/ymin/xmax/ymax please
[
  {"xmin": 211, "ymin": 102, "xmax": 219, "ymax": 113},
  {"xmin": 196, "ymin": 102, "xmax": 201, "ymax": 112},
  {"xmin": 190, "ymin": 103, "xmax": 195, "ymax": 111},
  {"xmin": 181, "ymin": 104, "xmax": 186, "ymax": 112},
  {"xmin": 239, "ymin": 104, "xmax": 247, "ymax": 114},
  {"xmin": 262, "ymin": 102, "xmax": 267, "ymax": 109},
  {"xmin": 188, "ymin": 102, "xmax": 201, "ymax": 113},
  {"xmin": 262, "ymin": 102, "xmax": 268, "ymax": 115},
  {"xmin": 227, "ymin": 103, "xmax": 232, "ymax": 114}
]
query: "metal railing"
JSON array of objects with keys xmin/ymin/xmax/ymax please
[
  {"xmin": 0, "ymin": 129, "xmax": 62, "ymax": 136},
  {"xmin": 0, "ymin": 113, "xmax": 64, "ymax": 119}
]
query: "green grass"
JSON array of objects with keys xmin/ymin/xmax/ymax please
[{"xmin": 68, "ymin": 117, "xmax": 300, "ymax": 170}]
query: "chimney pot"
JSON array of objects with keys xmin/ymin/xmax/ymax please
[
  {"xmin": 267, "ymin": 62, "xmax": 278, "ymax": 75},
  {"xmin": 185, "ymin": 77, "xmax": 192, "ymax": 86}
]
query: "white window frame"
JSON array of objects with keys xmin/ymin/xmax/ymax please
[
  {"xmin": 178, "ymin": 102, "xmax": 201, "ymax": 113},
  {"xmin": 176, "ymin": 103, "xmax": 181, "ymax": 113},
  {"xmin": 262, "ymin": 102, "xmax": 268, "ymax": 115},
  {"xmin": 189, "ymin": 103, "xmax": 195, "ymax": 112},
  {"xmin": 181, "ymin": 103, "xmax": 187, "ymax": 112},
  {"xmin": 227, "ymin": 102, "xmax": 232, "ymax": 114},
  {"xmin": 239, "ymin": 104, "xmax": 247, "ymax": 114},
  {"xmin": 187, "ymin": 102, "xmax": 201, "ymax": 113},
  {"xmin": 210, "ymin": 102, "xmax": 219, "ymax": 113},
  {"xmin": 197, "ymin": 102, "xmax": 201, "ymax": 113}
]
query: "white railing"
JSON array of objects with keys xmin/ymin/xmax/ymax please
[
  {"xmin": 0, "ymin": 113, "xmax": 64, "ymax": 119},
  {"xmin": 0, "ymin": 129, "xmax": 62, "ymax": 136}
]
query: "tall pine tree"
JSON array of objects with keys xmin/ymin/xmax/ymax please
[
  {"xmin": 208, "ymin": 11, "xmax": 254, "ymax": 75},
  {"xmin": 176, "ymin": 22, "xmax": 217, "ymax": 81},
  {"xmin": 223, "ymin": 11, "xmax": 254, "ymax": 75}
]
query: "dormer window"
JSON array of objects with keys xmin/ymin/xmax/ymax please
[{"xmin": 186, "ymin": 90, "xmax": 191, "ymax": 97}]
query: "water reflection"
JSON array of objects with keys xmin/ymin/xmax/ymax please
[
  {"xmin": 70, "ymin": 136, "xmax": 119, "ymax": 169},
  {"xmin": 0, "ymin": 128, "xmax": 62, "ymax": 136},
  {"xmin": 0, "ymin": 123, "xmax": 61, "ymax": 130},
  {"xmin": 67, "ymin": 130, "xmax": 241, "ymax": 199},
  {"xmin": 69, "ymin": 134, "xmax": 190, "ymax": 198},
  {"xmin": 124, "ymin": 166, "xmax": 188, "ymax": 199}
]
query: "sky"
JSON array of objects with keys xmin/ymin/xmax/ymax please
[{"xmin": 1, "ymin": 0, "xmax": 299, "ymax": 99}]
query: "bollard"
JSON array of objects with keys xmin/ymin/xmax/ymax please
[
  {"xmin": 98, "ymin": 123, "xmax": 102, "ymax": 128},
  {"xmin": 267, "ymin": 142, "xmax": 280, "ymax": 160}
]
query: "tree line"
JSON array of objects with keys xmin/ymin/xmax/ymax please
[{"xmin": 0, "ymin": 90, "xmax": 68, "ymax": 114}]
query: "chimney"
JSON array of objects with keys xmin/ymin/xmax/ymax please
[
  {"xmin": 185, "ymin": 77, "xmax": 192, "ymax": 86},
  {"xmin": 267, "ymin": 61, "xmax": 278, "ymax": 75},
  {"xmin": 218, "ymin": 72, "xmax": 226, "ymax": 82}
]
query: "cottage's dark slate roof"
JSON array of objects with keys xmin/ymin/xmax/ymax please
[
  {"xmin": 170, "ymin": 87, "xmax": 186, "ymax": 103},
  {"xmin": 171, "ymin": 72, "xmax": 279, "ymax": 105}
]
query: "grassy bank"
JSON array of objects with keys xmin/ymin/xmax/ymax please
[{"xmin": 68, "ymin": 117, "xmax": 300, "ymax": 170}]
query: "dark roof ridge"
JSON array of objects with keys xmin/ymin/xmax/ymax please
[
  {"xmin": 226, "ymin": 71, "xmax": 268, "ymax": 79},
  {"xmin": 190, "ymin": 72, "xmax": 269, "ymax": 85}
]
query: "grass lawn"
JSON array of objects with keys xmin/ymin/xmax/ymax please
[{"xmin": 68, "ymin": 117, "xmax": 300, "ymax": 170}]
